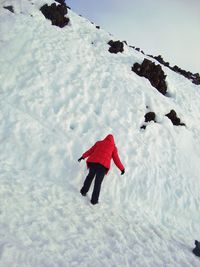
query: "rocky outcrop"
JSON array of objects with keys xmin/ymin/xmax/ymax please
[
  {"xmin": 55, "ymin": 0, "xmax": 65, "ymax": 4},
  {"xmin": 150, "ymin": 55, "xmax": 200, "ymax": 85},
  {"xmin": 108, "ymin": 40, "xmax": 124, "ymax": 54},
  {"xmin": 40, "ymin": 2, "xmax": 69, "ymax": 28},
  {"xmin": 165, "ymin": 110, "xmax": 185, "ymax": 126},
  {"xmin": 140, "ymin": 111, "xmax": 156, "ymax": 129},
  {"xmin": 132, "ymin": 59, "xmax": 167, "ymax": 95},
  {"xmin": 129, "ymin": 44, "xmax": 200, "ymax": 85},
  {"xmin": 144, "ymin": 112, "xmax": 156, "ymax": 122},
  {"xmin": 140, "ymin": 109, "xmax": 185, "ymax": 129},
  {"xmin": 173, "ymin": 65, "xmax": 200, "ymax": 85},
  {"xmin": 130, "ymin": 46, "xmax": 145, "ymax": 54},
  {"xmin": 55, "ymin": 0, "xmax": 71, "ymax": 9}
]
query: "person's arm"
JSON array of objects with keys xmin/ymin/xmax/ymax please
[
  {"xmin": 82, "ymin": 142, "xmax": 98, "ymax": 159},
  {"xmin": 112, "ymin": 147, "xmax": 125, "ymax": 173}
]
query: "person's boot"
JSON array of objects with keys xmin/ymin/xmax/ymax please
[
  {"xmin": 80, "ymin": 189, "xmax": 86, "ymax": 196},
  {"xmin": 193, "ymin": 240, "xmax": 200, "ymax": 257},
  {"xmin": 90, "ymin": 199, "xmax": 98, "ymax": 205}
]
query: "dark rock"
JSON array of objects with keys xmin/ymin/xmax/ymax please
[
  {"xmin": 55, "ymin": 0, "xmax": 65, "ymax": 4},
  {"xmin": 133, "ymin": 63, "xmax": 141, "ymax": 73},
  {"xmin": 149, "ymin": 54, "xmax": 200, "ymax": 85},
  {"xmin": 140, "ymin": 111, "xmax": 156, "ymax": 129},
  {"xmin": 96, "ymin": 26, "xmax": 100, "ymax": 29},
  {"xmin": 132, "ymin": 59, "xmax": 167, "ymax": 95},
  {"xmin": 108, "ymin": 40, "xmax": 114, "ymax": 46},
  {"xmin": 108, "ymin": 40, "xmax": 124, "ymax": 54},
  {"xmin": 129, "ymin": 45, "xmax": 146, "ymax": 55},
  {"xmin": 3, "ymin": 5, "xmax": 14, "ymax": 13},
  {"xmin": 153, "ymin": 55, "xmax": 165, "ymax": 65},
  {"xmin": 140, "ymin": 125, "xmax": 146, "ymax": 130},
  {"xmin": 144, "ymin": 112, "xmax": 156, "ymax": 122},
  {"xmin": 165, "ymin": 110, "xmax": 185, "ymax": 126},
  {"xmin": 40, "ymin": 2, "xmax": 69, "ymax": 28},
  {"xmin": 193, "ymin": 240, "xmax": 200, "ymax": 257},
  {"xmin": 55, "ymin": 0, "xmax": 71, "ymax": 9},
  {"xmin": 193, "ymin": 76, "xmax": 200, "ymax": 85}
]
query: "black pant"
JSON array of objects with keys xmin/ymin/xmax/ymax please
[{"xmin": 81, "ymin": 163, "xmax": 107, "ymax": 203}]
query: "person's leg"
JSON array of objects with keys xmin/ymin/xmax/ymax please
[
  {"xmin": 80, "ymin": 163, "xmax": 96, "ymax": 195},
  {"xmin": 91, "ymin": 164, "xmax": 107, "ymax": 204}
]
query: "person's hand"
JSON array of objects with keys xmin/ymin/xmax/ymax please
[
  {"xmin": 121, "ymin": 169, "xmax": 125, "ymax": 175},
  {"xmin": 78, "ymin": 157, "xmax": 84, "ymax": 162}
]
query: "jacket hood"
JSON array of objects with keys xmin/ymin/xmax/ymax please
[{"xmin": 103, "ymin": 134, "xmax": 115, "ymax": 144}]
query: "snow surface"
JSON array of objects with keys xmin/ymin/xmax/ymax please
[{"xmin": 0, "ymin": 0, "xmax": 200, "ymax": 266}]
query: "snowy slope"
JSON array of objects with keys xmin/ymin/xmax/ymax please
[{"xmin": 0, "ymin": 1, "xmax": 200, "ymax": 266}]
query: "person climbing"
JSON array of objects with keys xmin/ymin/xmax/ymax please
[{"xmin": 78, "ymin": 134, "xmax": 125, "ymax": 205}]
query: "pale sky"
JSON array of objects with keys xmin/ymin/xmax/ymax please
[{"xmin": 67, "ymin": 0, "xmax": 200, "ymax": 74}]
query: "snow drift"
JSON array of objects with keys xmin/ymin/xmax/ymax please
[{"xmin": 0, "ymin": 0, "xmax": 200, "ymax": 266}]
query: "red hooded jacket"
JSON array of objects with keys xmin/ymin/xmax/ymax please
[{"xmin": 82, "ymin": 134, "xmax": 124, "ymax": 172}]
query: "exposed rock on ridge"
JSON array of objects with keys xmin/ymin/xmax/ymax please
[
  {"xmin": 108, "ymin": 40, "xmax": 124, "ymax": 54},
  {"xmin": 165, "ymin": 110, "xmax": 185, "ymax": 126},
  {"xmin": 132, "ymin": 59, "xmax": 168, "ymax": 95},
  {"xmin": 130, "ymin": 45, "xmax": 200, "ymax": 85},
  {"xmin": 40, "ymin": 1, "xmax": 69, "ymax": 28},
  {"xmin": 150, "ymin": 55, "xmax": 200, "ymax": 85}
]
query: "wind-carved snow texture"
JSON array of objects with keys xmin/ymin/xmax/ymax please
[{"xmin": 1, "ymin": 0, "xmax": 200, "ymax": 266}]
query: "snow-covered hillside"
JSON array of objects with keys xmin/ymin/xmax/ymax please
[{"xmin": 0, "ymin": 0, "xmax": 200, "ymax": 266}]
